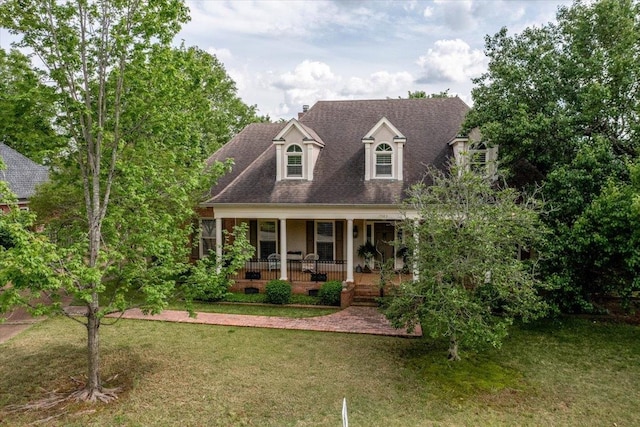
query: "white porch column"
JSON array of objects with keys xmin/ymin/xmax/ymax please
[
  {"xmin": 215, "ymin": 218, "xmax": 223, "ymax": 273},
  {"xmin": 279, "ymin": 218, "xmax": 288, "ymax": 281},
  {"xmin": 346, "ymin": 219, "xmax": 354, "ymax": 283}
]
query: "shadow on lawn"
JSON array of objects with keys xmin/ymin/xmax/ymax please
[{"xmin": 0, "ymin": 342, "xmax": 157, "ymax": 415}]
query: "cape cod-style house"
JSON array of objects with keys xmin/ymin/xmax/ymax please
[{"xmin": 198, "ymin": 98, "xmax": 494, "ymax": 300}]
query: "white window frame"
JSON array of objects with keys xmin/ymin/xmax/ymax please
[
  {"xmin": 258, "ymin": 220, "xmax": 278, "ymax": 258},
  {"xmin": 286, "ymin": 144, "xmax": 303, "ymax": 178},
  {"xmin": 200, "ymin": 218, "xmax": 216, "ymax": 258},
  {"xmin": 375, "ymin": 143, "xmax": 393, "ymax": 178}
]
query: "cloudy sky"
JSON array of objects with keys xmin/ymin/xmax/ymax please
[
  {"xmin": 175, "ymin": 0, "xmax": 572, "ymax": 120},
  {"xmin": 1, "ymin": 0, "xmax": 572, "ymax": 121}
]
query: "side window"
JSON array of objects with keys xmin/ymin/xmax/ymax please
[
  {"xmin": 259, "ymin": 220, "xmax": 277, "ymax": 258},
  {"xmin": 200, "ymin": 219, "xmax": 216, "ymax": 257},
  {"xmin": 286, "ymin": 144, "xmax": 303, "ymax": 177},
  {"xmin": 375, "ymin": 143, "xmax": 393, "ymax": 177},
  {"xmin": 316, "ymin": 221, "xmax": 334, "ymax": 261}
]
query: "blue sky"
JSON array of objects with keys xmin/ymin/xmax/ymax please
[{"xmin": 1, "ymin": 0, "xmax": 572, "ymax": 120}]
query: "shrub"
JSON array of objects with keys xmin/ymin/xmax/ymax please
[
  {"xmin": 265, "ymin": 280, "xmax": 292, "ymax": 305},
  {"xmin": 318, "ymin": 280, "xmax": 343, "ymax": 306}
]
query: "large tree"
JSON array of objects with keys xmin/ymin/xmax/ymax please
[
  {"xmin": 464, "ymin": 0, "xmax": 640, "ymax": 311},
  {"xmin": 0, "ymin": 0, "xmax": 259, "ymax": 402},
  {"xmin": 385, "ymin": 166, "xmax": 548, "ymax": 361}
]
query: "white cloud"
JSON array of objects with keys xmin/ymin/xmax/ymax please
[
  {"xmin": 416, "ymin": 39, "xmax": 487, "ymax": 84},
  {"xmin": 267, "ymin": 61, "xmax": 416, "ymax": 118},
  {"xmin": 423, "ymin": 6, "xmax": 434, "ymax": 18},
  {"xmin": 206, "ymin": 47, "xmax": 232, "ymax": 62},
  {"xmin": 273, "ymin": 60, "xmax": 341, "ymax": 90}
]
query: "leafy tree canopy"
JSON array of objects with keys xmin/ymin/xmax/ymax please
[
  {"xmin": 0, "ymin": 0, "xmax": 262, "ymax": 402},
  {"xmin": 385, "ymin": 166, "xmax": 549, "ymax": 360},
  {"xmin": 463, "ymin": 0, "xmax": 640, "ymax": 311},
  {"xmin": 0, "ymin": 48, "xmax": 61, "ymax": 163}
]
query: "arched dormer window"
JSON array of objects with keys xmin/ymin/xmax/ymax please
[
  {"xmin": 375, "ymin": 143, "xmax": 393, "ymax": 178},
  {"xmin": 286, "ymin": 144, "xmax": 303, "ymax": 177},
  {"xmin": 469, "ymin": 142, "xmax": 487, "ymax": 173},
  {"xmin": 362, "ymin": 117, "xmax": 405, "ymax": 181}
]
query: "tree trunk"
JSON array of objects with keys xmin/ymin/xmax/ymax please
[
  {"xmin": 448, "ymin": 335, "xmax": 460, "ymax": 361},
  {"xmin": 86, "ymin": 298, "xmax": 101, "ymax": 393}
]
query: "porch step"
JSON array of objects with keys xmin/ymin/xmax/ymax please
[{"xmin": 352, "ymin": 296, "xmax": 379, "ymax": 307}]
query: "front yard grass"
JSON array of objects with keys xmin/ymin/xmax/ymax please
[{"xmin": 1, "ymin": 315, "xmax": 639, "ymax": 426}]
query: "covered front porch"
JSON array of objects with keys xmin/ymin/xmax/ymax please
[{"xmin": 199, "ymin": 205, "xmax": 410, "ymax": 283}]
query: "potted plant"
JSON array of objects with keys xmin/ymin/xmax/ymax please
[{"xmin": 357, "ymin": 241, "xmax": 376, "ymax": 273}]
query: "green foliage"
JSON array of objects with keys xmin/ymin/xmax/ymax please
[
  {"xmin": 0, "ymin": 48, "xmax": 61, "ymax": 163},
  {"xmin": 406, "ymin": 89, "xmax": 451, "ymax": 99},
  {"xmin": 182, "ymin": 223, "xmax": 254, "ymax": 304},
  {"xmin": 318, "ymin": 280, "xmax": 343, "ymax": 306},
  {"xmin": 0, "ymin": 0, "xmax": 263, "ymax": 397},
  {"xmin": 464, "ymin": 0, "xmax": 640, "ymax": 311},
  {"xmin": 265, "ymin": 280, "xmax": 292, "ymax": 305},
  {"xmin": 357, "ymin": 241, "xmax": 376, "ymax": 260},
  {"xmin": 385, "ymin": 165, "xmax": 549, "ymax": 360}
]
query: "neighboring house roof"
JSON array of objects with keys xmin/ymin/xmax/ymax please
[
  {"xmin": 0, "ymin": 143, "xmax": 49, "ymax": 200},
  {"xmin": 205, "ymin": 97, "xmax": 470, "ymax": 206}
]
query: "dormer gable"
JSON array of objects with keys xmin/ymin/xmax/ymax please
[
  {"xmin": 362, "ymin": 117, "xmax": 406, "ymax": 181},
  {"xmin": 273, "ymin": 119, "xmax": 324, "ymax": 181}
]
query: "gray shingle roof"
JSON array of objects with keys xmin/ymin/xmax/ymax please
[
  {"xmin": 206, "ymin": 97, "xmax": 470, "ymax": 206},
  {"xmin": 0, "ymin": 143, "xmax": 49, "ymax": 200}
]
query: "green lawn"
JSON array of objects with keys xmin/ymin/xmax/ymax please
[{"xmin": 1, "ymin": 314, "xmax": 639, "ymax": 426}]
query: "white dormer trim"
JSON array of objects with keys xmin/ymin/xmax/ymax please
[
  {"xmin": 362, "ymin": 117, "xmax": 406, "ymax": 181},
  {"xmin": 273, "ymin": 119, "xmax": 324, "ymax": 181},
  {"xmin": 449, "ymin": 133, "xmax": 498, "ymax": 180}
]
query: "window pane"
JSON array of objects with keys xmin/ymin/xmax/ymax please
[
  {"xmin": 288, "ymin": 164, "xmax": 302, "ymax": 176},
  {"xmin": 287, "ymin": 145, "xmax": 302, "ymax": 152},
  {"xmin": 316, "ymin": 222, "xmax": 333, "ymax": 260},
  {"xmin": 317, "ymin": 242, "xmax": 333, "ymax": 261},
  {"xmin": 317, "ymin": 222, "xmax": 333, "ymax": 240},
  {"xmin": 259, "ymin": 221, "xmax": 276, "ymax": 258},
  {"xmin": 260, "ymin": 241, "xmax": 277, "ymax": 258},
  {"xmin": 376, "ymin": 153, "xmax": 392, "ymax": 176},
  {"xmin": 287, "ymin": 155, "xmax": 302, "ymax": 177},
  {"xmin": 202, "ymin": 238, "xmax": 216, "ymax": 256},
  {"xmin": 201, "ymin": 219, "xmax": 215, "ymax": 238},
  {"xmin": 470, "ymin": 150, "xmax": 487, "ymax": 173}
]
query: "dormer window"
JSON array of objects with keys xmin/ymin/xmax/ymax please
[
  {"xmin": 469, "ymin": 142, "xmax": 488, "ymax": 173},
  {"xmin": 286, "ymin": 145, "xmax": 303, "ymax": 177},
  {"xmin": 375, "ymin": 143, "xmax": 393, "ymax": 177},
  {"xmin": 273, "ymin": 118, "xmax": 324, "ymax": 181},
  {"xmin": 362, "ymin": 117, "xmax": 406, "ymax": 181},
  {"xmin": 449, "ymin": 132, "xmax": 498, "ymax": 180}
]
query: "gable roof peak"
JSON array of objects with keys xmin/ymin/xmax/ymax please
[
  {"xmin": 363, "ymin": 116, "xmax": 406, "ymax": 140},
  {"xmin": 273, "ymin": 118, "xmax": 324, "ymax": 146}
]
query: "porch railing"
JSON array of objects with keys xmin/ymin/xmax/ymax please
[{"xmin": 235, "ymin": 258, "xmax": 346, "ymax": 283}]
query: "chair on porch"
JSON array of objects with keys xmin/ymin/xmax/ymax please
[
  {"xmin": 267, "ymin": 253, "xmax": 281, "ymax": 271},
  {"xmin": 301, "ymin": 253, "xmax": 319, "ymax": 272}
]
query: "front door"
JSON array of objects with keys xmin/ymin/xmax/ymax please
[{"xmin": 373, "ymin": 222, "xmax": 395, "ymax": 265}]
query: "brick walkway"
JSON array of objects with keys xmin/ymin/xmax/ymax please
[
  {"xmin": 0, "ymin": 306, "xmax": 45, "ymax": 344},
  {"xmin": 113, "ymin": 306, "xmax": 422, "ymax": 337},
  {"xmin": 1, "ymin": 306, "xmax": 422, "ymax": 344}
]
